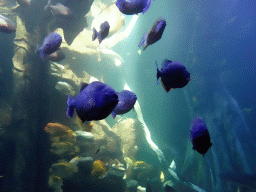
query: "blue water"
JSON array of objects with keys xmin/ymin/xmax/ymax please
[{"xmin": 0, "ymin": 0, "xmax": 255, "ymax": 191}]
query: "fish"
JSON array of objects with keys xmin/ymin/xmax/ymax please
[
  {"xmin": 44, "ymin": 122, "xmax": 72, "ymax": 137},
  {"xmin": 91, "ymin": 2, "xmax": 125, "ymax": 38},
  {"xmin": 96, "ymin": 148, "xmax": 100, "ymax": 154},
  {"xmin": 92, "ymin": 21, "xmax": 110, "ymax": 44},
  {"xmin": 50, "ymin": 141, "xmax": 79, "ymax": 156},
  {"xmin": 190, "ymin": 117, "xmax": 212, "ymax": 156},
  {"xmin": 38, "ymin": 32, "xmax": 62, "ymax": 61},
  {"xmin": 111, "ymin": 90, "xmax": 137, "ymax": 119},
  {"xmin": 0, "ymin": 15, "xmax": 16, "ymax": 33},
  {"xmin": 139, "ymin": 18, "xmax": 166, "ymax": 50},
  {"xmin": 66, "ymin": 81, "xmax": 119, "ymax": 122},
  {"xmin": 146, "ymin": 181, "xmax": 153, "ymax": 192},
  {"xmin": 55, "ymin": 81, "xmax": 75, "ymax": 96},
  {"xmin": 48, "ymin": 49, "xmax": 66, "ymax": 62},
  {"xmin": 115, "ymin": 0, "xmax": 151, "ymax": 15},
  {"xmin": 16, "ymin": 0, "xmax": 31, "ymax": 7},
  {"xmin": 91, "ymin": 160, "xmax": 106, "ymax": 178},
  {"xmin": 50, "ymin": 161, "xmax": 78, "ymax": 179},
  {"xmin": 219, "ymin": 170, "xmax": 256, "ymax": 190},
  {"xmin": 45, "ymin": 1, "xmax": 74, "ymax": 19},
  {"xmin": 75, "ymin": 116, "xmax": 93, "ymax": 132},
  {"xmin": 156, "ymin": 59, "xmax": 190, "ymax": 92},
  {"xmin": 48, "ymin": 175, "xmax": 63, "ymax": 190},
  {"xmin": 50, "ymin": 141, "xmax": 80, "ymax": 156}
]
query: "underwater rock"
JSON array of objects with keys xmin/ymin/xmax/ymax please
[
  {"xmin": 126, "ymin": 180, "xmax": 138, "ymax": 192},
  {"xmin": 112, "ymin": 118, "xmax": 138, "ymax": 161},
  {"xmin": 75, "ymin": 130, "xmax": 94, "ymax": 143},
  {"xmin": 106, "ymin": 164, "xmax": 126, "ymax": 178},
  {"xmin": 0, "ymin": 99, "xmax": 12, "ymax": 126}
]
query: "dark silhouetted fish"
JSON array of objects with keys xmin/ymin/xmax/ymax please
[
  {"xmin": 111, "ymin": 90, "xmax": 137, "ymax": 119},
  {"xmin": 219, "ymin": 170, "xmax": 256, "ymax": 190},
  {"xmin": 48, "ymin": 49, "xmax": 66, "ymax": 62},
  {"xmin": 16, "ymin": 0, "xmax": 31, "ymax": 7},
  {"xmin": 146, "ymin": 181, "xmax": 153, "ymax": 192},
  {"xmin": 156, "ymin": 59, "xmax": 190, "ymax": 92},
  {"xmin": 47, "ymin": 0, "xmax": 93, "ymax": 45},
  {"xmin": 38, "ymin": 32, "xmax": 62, "ymax": 61},
  {"xmin": 139, "ymin": 17, "xmax": 166, "ymax": 50},
  {"xmin": 92, "ymin": 21, "xmax": 110, "ymax": 44},
  {"xmin": 66, "ymin": 81, "xmax": 118, "ymax": 122},
  {"xmin": 0, "ymin": 15, "xmax": 16, "ymax": 33},
  {"xmin": 190, "ymin": 117, "xmax": 212, "ymax": 156},
  {"xmin": 45, "ymin": 1, "xmax": 74, "ymax": 19},
  {"xmin": 116, "ymin": 0, "xmax": 151, "ymax": 15}
]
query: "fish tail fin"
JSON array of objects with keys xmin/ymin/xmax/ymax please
[
  {"xmin": 142, "ymin": 0, "xmax": 151, "ymax": 14},
  {"xmin": 92, "ymin": 28, "xmax": 98, "ymax": 41},
  {"xmin": 70, "ymin": 90, "xmax": 75, "ymax": 96},
  {"xmin": 66, "ymin": 95, "xmax": 74, "ymax": 118},
  {"xmin": 39, "ymin": 49, "xmax": 47, "ymax": 61},
  {"xmin": 138, "ymin": 32, "xmax": 147, "ymax": 48},
  {"xmin": 35, "ymin": 44, "xmax": 39, "ymax": 54},
  {"xmin": 111, "ymin": 112, "xmax": 116, "ymax": 119},
  {"xmin": 143, "ymin": 45, "xmax": 148, "ymax": 51},
  {"xmin": 156, "ymin": 60, "xmax": 160, "ymax": 85}
]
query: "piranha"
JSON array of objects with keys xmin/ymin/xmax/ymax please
[
  {"xmin": 55, "ymin": 81, "xmax": 75, "ymax": 96},
  {"xmin": 139, "ymin": 17, "xmax": 166, "ymax": 50},
  {"xmin": 156, "ymin": 59, "xmax": 190, "ymax": 92},
  {"xmin": 0, "ymin": 15, "xmax": 16, "ymax": 33},
  {"xmin": 16, "ymin": 0, "xmax": 31, "ymax": 7},
  {"xmin": 115, "ymin": 0, "xmax": 151, "ymax": 15},
  {"xmin": 92, "ymin": 21, "xmax": 110, "ymax": 44},
  {"xmin": 111, "ymin": 90, "xmax": 137, "ymax": 119},
  {"xmin": 38, "ymin": 32, "xmax": 62, "ymax": 61},
  {"xmin": 66, "ymin": 81, "xmax": 119, "ymax": 122},
  {"xmin": 44, "ymin": 1, "xmax": 74, "ymax": 19},
  {"xmin": 190, "ymin": 117, "xmax": 212, "ymax": 156}
]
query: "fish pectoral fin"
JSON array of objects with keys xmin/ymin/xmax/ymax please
[
  {"xmin": 139, "ymin": 32, "xmax": 147, "ymax": 47},
  {"xmin": 80, "ymin": 83, "xmax": 89, "ymax": 92}
]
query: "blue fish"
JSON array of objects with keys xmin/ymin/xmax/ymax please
[
  {"xmin": 0, "ymin": 15, "xmax": 16, "ymax": 33},
  {"xmin": 92, "ymin": 21, "xmax": 110, "ymax": 44},
  {"xmin": 139, "ymin": 18, "xmax": 166, "ymax": 50},
  {"xmin": 111, "ymin": 90, "xmax": 137, "ymax": 119},
  {"xmin": 66, "ymin": 81, "xmax": 119, "ymax": 122},
  {"xmin": 190, "ymin": 118, "xmax": 212, "ymax": 156},
  {"xmin": 38, "ymin": 32, "xmax": 62, "ymax": 61},
  {"xmin": 156, "ymin": 59, "xmax": 190, "ymax": 92},
  {"xmin": 115, "ymin": 0, "xmax": 151, "ymax": 15}
]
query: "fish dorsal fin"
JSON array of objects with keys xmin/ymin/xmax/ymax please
[
  {"xmin": 162, "ymin": 59, "xmax": 172, "ymax": 69},
  {"xmin": 80, "ymin": 83, "xmax": 89, "ymax": 92}
]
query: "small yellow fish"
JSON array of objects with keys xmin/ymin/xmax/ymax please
[
  {"xmin": 91, "ymin": 160, "xmax": 106, "ymax": 178},
  {"xmin": 50, "ymin": 161, "xmax": 78, "ymax": 179},
  {"xmin": 50, "ymin": 142, "xmax": 80, "ymax": 156},
  {"xmin": 48, "ymin": 175, "xmax": 63, "ymax": 188}
]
